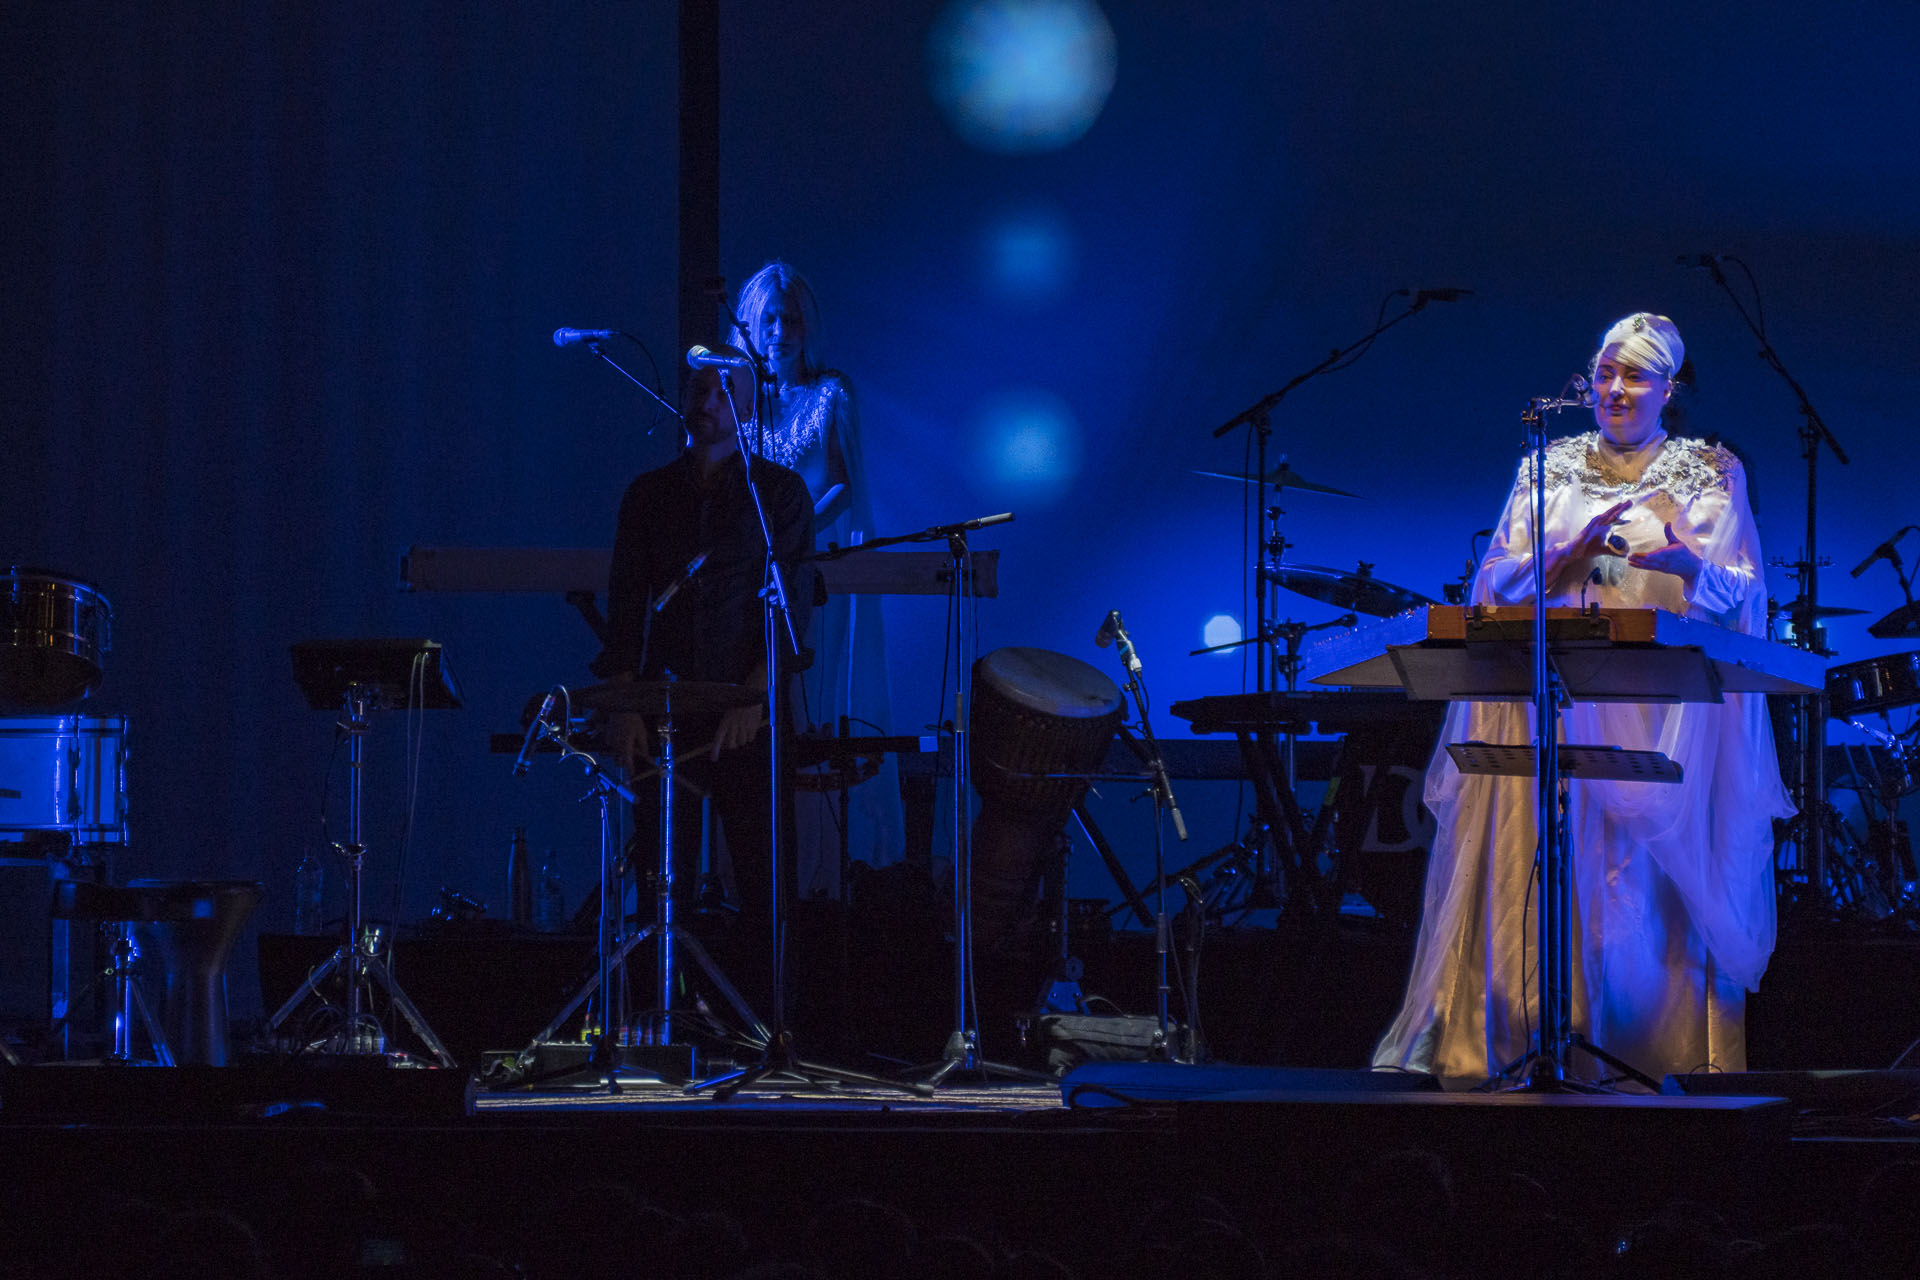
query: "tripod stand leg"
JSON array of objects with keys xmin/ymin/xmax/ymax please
[
  {"xmin": 530, "ymin": 925, "xmax": 657, "ymax": 1046},
  {"xmin": 128, "ymin": 980, "xmax": 173, "ymax": 1067},
  {"xmin": 675, "ymin": 930, "xmax": 768, "ymax": 1043},
  {"xmin": 361, "ymin": 955, "xmax": 456, "ymax": 1067},
  {"xmin": 266, "ymin": 948, "xmax": 345, "ymax": 1031}
]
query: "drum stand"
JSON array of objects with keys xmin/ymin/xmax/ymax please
[
  {"xmin": 514, "ymin": 698, "xmax": 768, "ymax": 1089},
  {"xmin": 267, "ymin": 685, "xmax": 455, "ymax": 1066}
]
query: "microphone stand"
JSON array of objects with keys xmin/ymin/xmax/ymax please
[
  {"xmin": 1691, "ymin": 257, "xmax": 1849, "ymax": 909},
  {"xmin": 578, "ymin": 333, "xmax": 683, "ymax": 425},
  {"xmin": 1106, "ymin": 637, "xmax": 1194, "ymax": 1061},
  {"xmin": 1210, "ymin": 293, "xmax": 1451, "ymax": 695},
  {"xmin": 687, "ymin": 373, "xmax": 922, "ymax": 1100}
]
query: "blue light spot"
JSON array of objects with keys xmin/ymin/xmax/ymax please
[
  {"xmin": 929, "ymin": 0, "xmax": 1119, "ymax": 155},
  {"xmin": 1202, "ymin": 614, "xmax": 1242, "ymax": 651},
  {"xmin": 974, "ymin": 389, "xmax": 1082, "ymax": 506},
  {"xmin": 982, "ymin": 202, "xmax": 1076, "ymax": 305}
]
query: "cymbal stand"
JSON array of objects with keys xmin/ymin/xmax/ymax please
[
  {"xmin": 1691, "ymin": 255, "xmax": 1849, "ymax": 909},
  {"xmin": 1210, "ymin": 292, "xmax": 1454, "ymax": 690},
  {"xmin": 689, "ymin": 374, "xmax": 923, "ymax": 1100},
  {"xmin": 267, "ymin": 685, "xmax": 454, "ymax": 1066}
]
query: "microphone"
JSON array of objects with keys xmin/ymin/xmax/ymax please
[
  {"xmin": 1411, "ymin": 288, "xmax": 1473, "ymax": 303},
  {"xmin": 1851, "ymin": 527, "xmax": 1913, "ymax": 578},
  {"xmin": 553, "ymin": 327, "xmax": 622, "ymax": 347},
  {"xmin": 1570, "ymin": 373, "xmax": 1596, "ymax": 406},
  {"xmin": 685, "ymin": 345, "xmax": 759, "ymax": 373},
  {"xmin": 1095, "ymin": 610, "xmax": 1143, "ymax": 679},
  {"xmin": 652, "ymin": 550, "xmax": 709, "ymax": 613},
  {"xmin": 1674, "ymin": 253, "xmax": 1724, "ymax": 269},
  {"xmin": 513, "ymin": 690, "xmax": 557, "ymax": 777}
]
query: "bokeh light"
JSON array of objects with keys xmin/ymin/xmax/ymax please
[
  {"xmin": 980, "ymin": 200, "xmax": 1077, "ymax": 305},
  {"xmin": 972, "ymin": 388, "xmax": 1083, "ymax": 506},
  {"xmin": 928, "ymin": 0, "xmax": 1119, "ymax": 154},
  {"xmin": 1202, "ymin": 614, "xmax": 1243, "ymax": 652}
]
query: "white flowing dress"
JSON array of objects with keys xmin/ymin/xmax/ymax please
[{"xmin": 1372, "ymin": 431, "xmax": 1794, "ymax": 1082}]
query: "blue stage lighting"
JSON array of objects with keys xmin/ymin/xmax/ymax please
[
  {"xmin": 982, "ymin": 201, "xmax": 1075, "ymax": 304},
  {"xmin": 928, "ymin": 0, "xmax": 1118, "ymax": 155},
  {"xmin": 974, "ymin": 389, "xmax": 1082, "ymax": 505},
  {"xmin": 1202, "ymin": 614, "xmax": 1242, "ymax": 652}
]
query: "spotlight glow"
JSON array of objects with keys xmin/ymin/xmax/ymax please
[
  {"xmin": 981, "ymin": 202, "xmax": 1076, "ymax": 305},
  {"xmin": 1202, "ymin": 614, "xmax": 1242, "ymax": 652},
  {"xmin": 929, "ymin": 0, "xmax": 1119, "ymax": 155},
  {"xmin": 973, "ymin": 389, "xmax": 1083, "ymax": 506}
]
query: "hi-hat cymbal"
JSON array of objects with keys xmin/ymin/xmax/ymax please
[
  {"xmin": 572, "ymin": 679, "xmax": 762, "ymax": 719},
  {"xmin": 1265, "ymin": 562, "xmax": 1435, "ymax": 618},
  {"xmin": 1193, "ymin": 463, "xmax": 1359, "ymax": 498}
]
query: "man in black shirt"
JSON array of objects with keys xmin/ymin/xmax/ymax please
[{"xmin": 593, "ymin": 363, "xmax": 813, "ymax": 1003}]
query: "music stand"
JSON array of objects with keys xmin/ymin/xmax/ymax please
[{"xmin": 268, "ymin": 639, "xmax": 459, "ymax": 1066}]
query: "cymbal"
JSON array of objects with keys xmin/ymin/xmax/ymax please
[
  {"xmin": 571, "ymin": 679, "xmax": 761, "ymax": 718},
  {"xmin": 1774, "ymin": 598, "xmax": 1871, "ymax": 620},
  {"xmin": 1265, "ymin": 562, "xmax": 1435, "ymax": 618},
  {"xmin": 1192, "ymin": 463, "xmax": 1359, "ymax": 498},
  {"xmin": 1870, "ymin": 602, "xmax": 1920, "ymax": 640}
]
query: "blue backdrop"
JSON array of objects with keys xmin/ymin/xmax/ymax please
[{"xmin": 6, "ymin": 0, "xmax": 1917, "ymax": 1015}]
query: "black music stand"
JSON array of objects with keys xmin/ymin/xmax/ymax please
[
  {"xmin": 1408, "ymin": 621, "xmax": 1742, "ymax": 1090},
  {"xmin": 268, "ymin": 639, "xmax": 460, "ymax": 1066}
]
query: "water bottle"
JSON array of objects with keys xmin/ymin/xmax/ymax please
[
  {"xmin": 534, "ymin": 853, "xmax": 564, "ymax": 932},
  {"xmin": 293, "ymin": 849, "xmax": 324, "ymax": 935},
  {"xmin": 507, "ymin": 826, "xmax": 532, "ymax": 925}
]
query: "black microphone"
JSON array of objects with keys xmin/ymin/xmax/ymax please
[
  {"xmin": 1674, "ymin": 253, "xmax": 1724, "ymax": 269},
  {"xmin": 685, "ymin": 345, "xmax": 758, "ymax": 372},
  {"xmin": 1412, "ymin": 288, "xmax": 1474, "ymax": 303},
  {"xmin": 652, "ymin": 550, "xmax": 709, "ymax": 613},
  {"xmin": 1851, "ymin": 527, "xmax": 1913, "ymax": 578},
  {"xmin": 1095, "ymin": 610, "xmax": 1143, "ymax": 678},
  {"xmin": 553, "ymin": 327, "xmax": 622, "ymax": 347},
  {"xmin": 513, "ymin": 690, "xmax": 557, "ymax": 777}
]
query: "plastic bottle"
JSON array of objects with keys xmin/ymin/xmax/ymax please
[
  {"xmin": 293, "ymin": 849, "xmax": 324, "ymax": 935},
  {"xmin": 507, "ymin": 826, "xmax": 532, "ymax": 925},
  {"xmin": 534, "ymin": 853, "xmax": 564, "ymax": 932}
]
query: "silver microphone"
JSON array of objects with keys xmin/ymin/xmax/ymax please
[
  {"xmin": 685, "ymin": 345, "xmax": 758, "ymax": 373},
  {"xmin": 513, "ymin": 691, "xmax": 557, "ymax": 777},
  {"xmin": 553, "ymin": 327, "xmax": 622, "ymax": 347}
]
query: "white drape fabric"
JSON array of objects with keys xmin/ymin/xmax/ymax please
[{"xmin": 1372, "ymin": 431, "xmax": 1794, "ymax": 1082}]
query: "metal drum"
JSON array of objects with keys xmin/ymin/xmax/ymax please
[
  {"xmin": 0, "ymin": 569, "xmax": 113, "ymax": 710},
  {"xmin": 0, "ymin": 716, "xmax": 130, "ymax": 847},
  {"xmin": 1828, "ymin": 650, "xmax": 1920, "ymax": 720},
  {"xmin": 969, "ymin": 647, "xmax": 1124, "ymax": 819}
]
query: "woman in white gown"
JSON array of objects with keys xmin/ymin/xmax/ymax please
[
  {"xmin": 733, "ymin": 263, "xmax": 905, "ymax": 895},
  {"xmin": 1372, "ymin": 312, "xmax": 1793, "ymax": 1084}
]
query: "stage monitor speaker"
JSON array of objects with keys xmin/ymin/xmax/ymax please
[
  {"xmin": 1060, "ymin": 1061, "xmax": 1441, "ymax": 1107},
  {"xmin": 1662, "ymin": 1069, "xmax": 1920, "ymax": 1113}
]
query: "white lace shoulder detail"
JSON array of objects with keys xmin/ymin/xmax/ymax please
[
  {"xmin": 1518, "ymin": 431, "xmax": 1736, "ymax": 503},
  {"xmin": 756, "ymin": 373, "xmax": 847, "ymax": 469}
]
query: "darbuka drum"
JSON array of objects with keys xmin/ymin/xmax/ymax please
[
  {"xmin": 1828, "ymin": 650, "xmax": 1920, "ymax": 720},
  {"xmin": 0, "ymin": 716, "xmax": 130, "ymax": 847},
  {"xmin": 1, "ymin": 569, "xmax": 113, "ymax": 710},
  {"xmin": 969, "ymin": 648, "xmax": 1123, "ymax": 948}
]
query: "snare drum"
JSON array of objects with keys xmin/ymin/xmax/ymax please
[
  {"xmin": 1828, "ymin": 650, "xmax": 1920, "ymax": 720},
  {"xmin": 0, "ymin": 715, "xmax": 129, "ymax": 846},
  {"xmin": 1, "ymin": 569, "xmax": 113, "ymax": 710}
]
